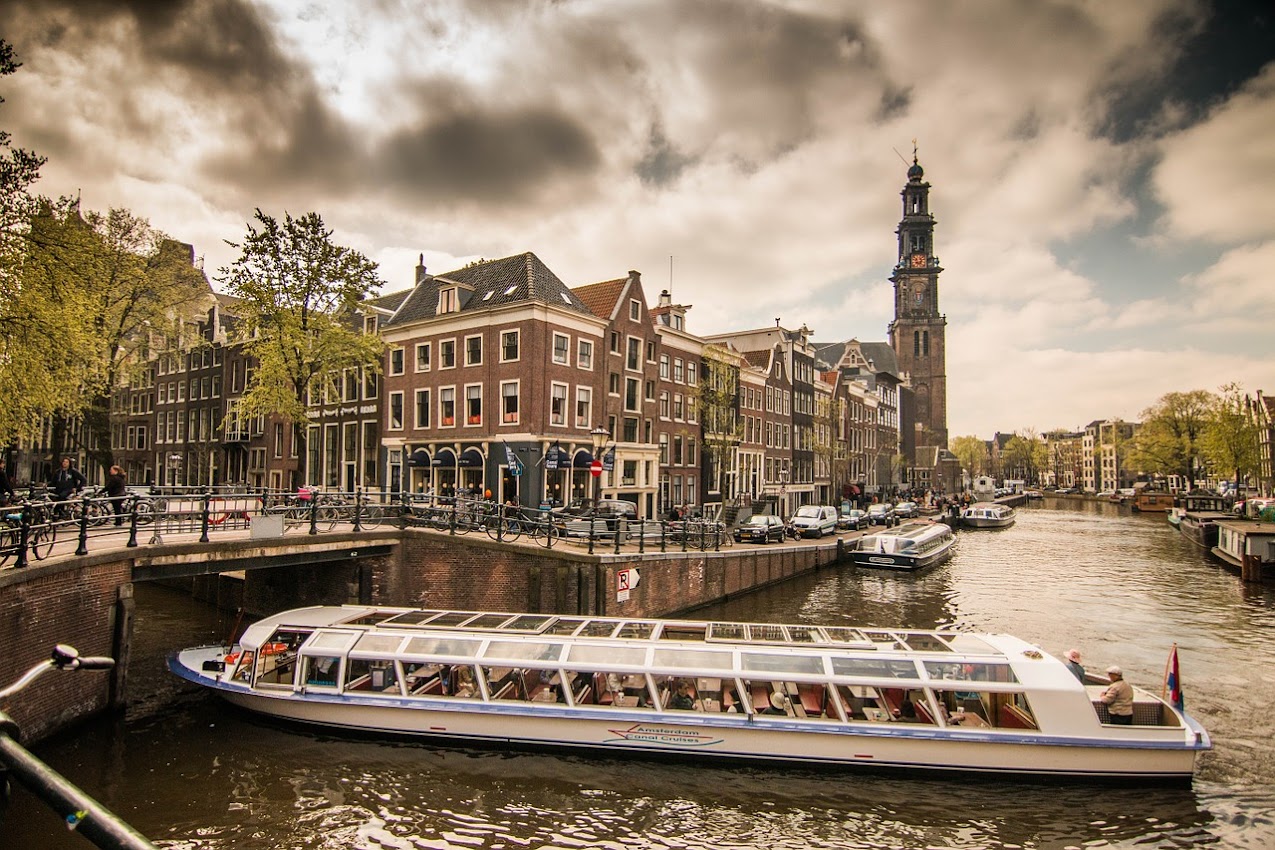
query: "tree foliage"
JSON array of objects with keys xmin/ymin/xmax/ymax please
[
  {"xmin": 1001, "ymin": 429, "xmax": 1048, "ymax": 484},
  {"xmin": 1199, "ymin": 383, "xmax": 1260, "ymax": 490},
  {"xmin": 1128, "ymin": 390, "xmax": 1216, "ymax": 486},
  {"xmin": 218, "ymin": 210, "xmax": 385, "ymax": 479},
  {"xmin": 949, "ymin": 435, "xmax": 988, "ymax": 477}
]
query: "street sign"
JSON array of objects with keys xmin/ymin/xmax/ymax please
[
  {"xmin": 616, "ymin": 567, "xmax": 641, "ymax": 602},
  {"xmin": 590, "ymin": 459, "xmax": 603, "ymax": 477}
]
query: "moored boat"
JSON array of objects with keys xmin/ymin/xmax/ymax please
[
  {"xmin": 1176, "ymin": 493, "xmax": 1232, "ymax": 549},
  {"xmin": 1132, "ymin": 489, "xmax": 1175, "ymax": 513},
  {"xmin": 1212, "ymin": 520, "xmax": 1275, "ymax": 579},
  {"xmin": 850, "ymin": 521, "xmax": 955, "ymax": 571},
  {"xmin": 169, "ymin": 605, "xmax": 1210, "ymax": 784},
  {"xmin": 961, "ymin": 502, "xmax": 1016, "ymax": 529}
]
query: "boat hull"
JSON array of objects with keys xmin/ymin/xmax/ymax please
[
  {"xmin": 961, "ymin": 516, "xmax": 1015, "ymax": 529},
  {"xmin": 170, "ymin": 649, "xmax": 1202, "ymax": 784},
  {"xmin": 849, "ymin": 543, "xmax": 954, "ymax": 572}
]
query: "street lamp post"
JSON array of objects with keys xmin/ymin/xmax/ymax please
[{"xmin": 590, "ymin": 426, "xmax": 610, "ymax": 508}]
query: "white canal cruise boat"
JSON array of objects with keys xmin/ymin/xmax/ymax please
[
  {"xmin": 169, "ymin": 606, "xmax": 1209, "ymax": 784},
  {"xmin": 850, "ymin": 521, "xmax": 956, "ymax": 572},
  {"xmin": 961, "ymin": 502, "xmax": 1017, "ymax": 529}
]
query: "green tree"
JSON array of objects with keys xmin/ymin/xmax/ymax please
[
  {"xmin": 1200, "ymin": 383, "xmax": 1260, "ymax": 493},
  {"xmin": 1001, "ymin": 431, "xmax": 1047, "ymax": 485},
  {"xmin": 949, "ymin": 435, "xmax": 988, "ymax": 478},
  {"xmin": 1128, "ymin": 390, "xmax": 1216, "ymax": 488},
  {"xmin": 694, "ymin": 344, "xmax": 743, "ymax": 499},
  {"xmin": 218, "ymin": 210, "xmax": 385, "ymax": 483}
]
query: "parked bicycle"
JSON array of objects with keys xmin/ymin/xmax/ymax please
[{"xmin": 0, "ymin": 500, "xmax": 57, "ymax": 565}]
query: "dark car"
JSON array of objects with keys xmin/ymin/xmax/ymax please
[
  {"xmin": 866, "ymin": 503, "xmax": 897, "ymax": 527},
  {"xmin": 733, "ymin": 514, "xmax": 786, "ymax": 544},
  {"xmin": 894, "ymin": 501, "xmax": 919, "ymax": 519},
  {"xmin": 837, "ymin": 509, "xmax": 867, "ymax": 530}
]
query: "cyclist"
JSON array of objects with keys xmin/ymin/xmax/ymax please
[{"xmin": 48, "ymin": 456, "xmax": 87, "ymax": 516}]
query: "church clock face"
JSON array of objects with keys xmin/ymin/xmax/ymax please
[{"xmin": 910, "ymin": 253, "xmax": 926, "ymax": 268}]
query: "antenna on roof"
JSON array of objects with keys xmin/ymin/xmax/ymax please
[
  {"xmin": 669, "ymin": 255, "xmax": 673, "ymax": 294},
  {"xmin": 775, "ymin": 317, "xmax": 781, "ymax": 328}
]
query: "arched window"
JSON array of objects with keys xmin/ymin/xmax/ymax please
[
  {"xmin": 913, "ymin": 331, "xmax": 921, "ymax": 356},
  {"xmin": 922, "ymin": 331, "xmax": 930, "ymax": 356}
]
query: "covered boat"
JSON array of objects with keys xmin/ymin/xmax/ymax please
[
  {"xmin": 961, "ymin": 502, "xmax": 1016, "ymax": 529},
  {"xmin": 169, "ymin": 605, "xmax": 1209, "ymax": 784},
  {"xmin": 850, "ymin": 521, "xmax": 955, "ymax": 571},
  {"xmin": 1176, "ymin": 493, "xmax": 1232, "ymax": 549}
]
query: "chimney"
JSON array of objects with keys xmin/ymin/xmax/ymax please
[{"xmin": 658, "ymin": 289, "xmax": 672, "ymax": 308}]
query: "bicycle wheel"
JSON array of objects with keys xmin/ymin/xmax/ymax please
[
  {"xmin": 30, "ymin": 524, "xmax": 55, "ymax": 560},
  {"xmin": 0, "ymin": 528, "xmax": 15, "ymax": 565},
  {"xmin": 531, "ymin": 521, "xmax": 559, "ymax": 549},
  {"xmin": 316, "ymin": 505, "xmax": 340, "ymax": 531},
  {"xmin": 133, "ymin": 498, "xmax": 157, "ymax": 525},
  {"xmin": 358, "ymin": 505, "xmax": 384, "ymax": 529}
]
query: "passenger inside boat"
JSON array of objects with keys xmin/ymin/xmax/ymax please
[{"xmin": 668, "ymin": 680, "xmax": 696, "ymax": 710}]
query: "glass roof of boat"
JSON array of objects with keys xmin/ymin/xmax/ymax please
[{"xmin": 336, "ymin": 609, "xmax": 1000, "ymax": 655}]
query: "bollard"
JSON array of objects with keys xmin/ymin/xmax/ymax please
[
  {"xmin": 126, "ymin": 497, "xmax": 139, "ymax": 548},
  {"xmin": 353, "ymin": 488, "xmax": 363, "ymax": 533},
  {"xmin": 448, "ymin": 500, "xmax": 456, "ymax": 536},
  {"xmin": 660, "ymin": 520, "xmax": 667, "ymax": 554},
  {"xmin": 638, "ymin": 520, "xmax": 645, "ymax": 554},
  {"xmin": 199, "ymin": 489, "xmax": 211, "ymax": 543},
  {"xmin": 75, "ymin": 492, "xmax": 90, "ymax": 556},
  {"xmin": 308, "ymin": 492, "xmax": 319, "ymax": 536},
  {"xmin": 14, "ymin": 503, "xmax": 31, "ymax": 568},
  {"xmin": 613, "ymin": 521, "xmax": 621, "ymax": 555}
]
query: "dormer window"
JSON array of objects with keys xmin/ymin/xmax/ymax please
[{"xmin": 438, "ymin": 287, "xmax": 458, "ymax": 314}]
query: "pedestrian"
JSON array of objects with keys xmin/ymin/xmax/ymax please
[
  {"xmin": 106, "ymin": 464, "xmax": 128, "ymax": 526},
  {"xmin": 1063, "ymin": 648, "xmax": 1085, "ymax": 683},
  {"xmin": 0, "ymin": 458, "xmax": 15, "ymax": 506},
  {"xmin": 49, "ymin": 456, "xmax": 87, "ymax": 514},
  {"xmin": 1099, "ymin": 665, "xmax": 1134, "ymax": 725}
]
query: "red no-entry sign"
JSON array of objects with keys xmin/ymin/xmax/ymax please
[{"xmin": 590, "ymin": 459, "xmax": 603, "ymax": 477}]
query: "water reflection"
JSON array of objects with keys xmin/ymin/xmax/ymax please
[{"xmin": 7, "ymin": 501, "xmax": 1275, "ymax": 848}]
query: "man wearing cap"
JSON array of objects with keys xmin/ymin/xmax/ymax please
[
  {"xmin": 1064, "ymin": 649, "xmax": 1085, "ymax": 683},
  {"xmin": 1099, "ymin": 665, "xmax": 1134, "ymax": 725}
]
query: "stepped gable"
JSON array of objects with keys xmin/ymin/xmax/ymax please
[
  {"xmin": 384, "ymin": 252, "xmax": 590, "ymax": 327},
  {"xmin": 571, "ymin": 277, "xmax": 628, "ymax": 320}
]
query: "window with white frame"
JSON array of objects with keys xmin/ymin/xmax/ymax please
[
  {"xmin": 390, "ymin": 348, "xmax": 404, "ymax": 376},
  {"xmin": 575, "ymin": 387, "xmax": 592, "ymax": 428},
  {"xmin": 673, "ymin": 358, "xmax": 684, "ymax": 383},
  {"xmin": 626, "ymin": 337, "xmax": 640, "ymax": 371},
  {"xmin": 629, "ymin": 299, "xmax": 641, "ymax": 321},
  {"xmin": 577, "ymin": 339, "xmax": 593, "ymax": 369},
  {"xmin": 501, "ymin": 381, "xmax": 519, "ymax": 424},
  {"xmin": 389, "ymin": 391, "xmax": 404, "ymax": 430},
  {"xmin": 550, "ymin": 382, "xmax": 568, "ymax": 426},
  {"xmin": 552, "ymin": 333, "xmax": 569, "ymax": 364},
  {"xmin": 660, "ymin": 391, "xmax": 669, "ymax": 419},
  {"xmin": 659, "ymin": 354, "xmax": 670, "ymax": 379},
  {"xmin": 465, "ymin": 335, "xmax": 483, "ymax": 366},
  {"xmin": 465, "ymin": 384, "xmax": 482, "ymax": 425},
  {"xmin": 501, "ymin": 330, "xmax": 519, "ymax": 362},
  {"xmin": 440, "ymin": 387, "xmax": 456, "ymax": 427},
  {"xmin": 625, "ymin": 377, "xmax": 640, "ymax": 412},
  {"xmin": 415, "ymin": 389, "xmax": 431, "ymax": 429},
  {"xmin": 440, "ymin": 339, "xmax": 456, "ymax": 369},
  {"xmin": 415, "ymin": 343, "xmax": 431, "ymax": 372}
]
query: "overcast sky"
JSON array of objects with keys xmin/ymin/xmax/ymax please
[{"xmin": 3, "ymin": 0, "xmax": 1272, "ymax": 438}]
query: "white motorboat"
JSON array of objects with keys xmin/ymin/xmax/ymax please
[
  {"xmin": 169, "ymin": 605, "xmax": 1209, "ymax": 784},
  {"xmin": 850, "ymin": 521, "xmax": 955, "ymax": 571},
  {"xmin": 961, "ymin": 503, "xmax": 1016, "ymax": 529}
]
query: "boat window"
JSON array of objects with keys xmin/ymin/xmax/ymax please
[
  {"xmin": 706, "ymin": 623, "xmax": 748, "ymax": 642},
  {"xmin": 351, "ymin": 632, "xmax": 407, "ymax": 656},
  {"xmin": 614, "ymin": 621, "xmax": 657, "ymax": 640},
  {"xmin": 932, "ymin": 688, "xmax": 1038, "ymax": 730},
  {"xmin": 783, "ymin": 626, "xmax": 822, "ymax": 643},
  {"xmin": 741, "ymin": 652, "xmax": 824, "ymax": 676},
  {"xmin": 584, "ymin": 671, "xmax": 655, "ymax": 710},
  {"xmin": 304, "ymin": 655, "xmax": 341, "ymax": 688},
  {"xmin": 901, "ymin": 633, "xmax": 953, "ymax": 653},
  {"xmin": 427, "ymin": 612, "xmax": 483, "ymax": 628},
  {"xmin": 402, "ymin": 636, "xmax": 482, "ymax": 658},
  {"xmin": 650, "ymin": 648, "xmax": 734, "ymax": 671},
  {"xmin": 861, "ymin": 631, "xmax": 902, "ymax": 649},
  {"xmin": 839, "ymin": 685, "xmax": 936, "ymax": 724},
  {"xmin": 830, "ymin": 657, "xmax": 918, "ymax": 680},
  {"xmin": 943, "ymin": 634, "xmax": 997, "ymax": 655},
  {"xmin": 819, "ymin": 627, "xmax": 875, "ymax": 648},
  {"xmin": 346, "ymin": 659, "xmax": 400, "ymax": 694},
  {"xmin": 341, "ymin": 610, "xmax": 406, "ymax": 627},
  {"xmin": 466, "ymin": 613, "xmax": 517, "ymax": 630},
  {"xmin": 382, "ymin": 610, "xmax": 446, "ymax": 627},
  {"xmin": 576, "ymin": 620, "xmax": 621, "ymax": 638},
  {"xmin": 658, "ymin": 624, "xmax": 708, "ymax": 642},
  {"xmin": 566, "ymin": 645, "xmax": 646, "ymax": 667},
  {"xmin": 304, "ymin": 630, "xmax": 361, "ymax": 654},
  {"xmin": 403, "ymin": 663, "xmax": 480, "ymax": 698},
  {"xmin": 229, "ymin": 650, "xmax": 254, "ymax": 683},
  {"xmin": 923, "ymin": 661, "xmax": 1018, "ymax": 684},
  {"xmin": 502, "ymin": 614, "xmax": 554, "ymax": 632},
  {"xmin": 482, "ymin": 640, "xmax": 563, "ymax": 663},
  {"xmin": 748, "ymin": 624, "xmax": 787, "ymax": 644},
  {"xmin": 253, "ymin": 629, "xmax": 310, "ymax": 687},
  {"xmin": 543, "ymin": 618, "xmax": 588, "ymax": 636}
]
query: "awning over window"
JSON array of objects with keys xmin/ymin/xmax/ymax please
[
  {"xmin": 407, "ymin": 448, "xmax": 431, "ymax": 468},
  {"xmin": 571, "ymin": 450, "xmax": 595, "ymax": 468},
  {"xmin": 544, "ymin": 446, "xmax": 572, "ymax": 469},
  {"xmin": 431, "ymin": 449, "xmax": 456, "ymax": 468},
  {"xmin": 457, "ymin": 448, "xmax": 484, "ymax": 468}
]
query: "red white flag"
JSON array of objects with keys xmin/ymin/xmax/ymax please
[{"xmin": 1163, "ymin": 643, "xmax": 1184, "ymax": 711}]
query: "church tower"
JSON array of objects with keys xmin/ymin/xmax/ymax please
[{"xmin": 888, "ymin": 151, "xmax": 948, "ymax": 449}]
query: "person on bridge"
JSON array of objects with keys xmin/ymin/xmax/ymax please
[
  {"xmin": 49, "ymin": 456, "xmax": 87, "ymax": 507},
  {"xmin": 106, "ymin": 465, "xmax": 127, "ymax": 526}
]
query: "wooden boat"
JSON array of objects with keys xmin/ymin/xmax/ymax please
[
  {"xmin": 960, "ymin": 502, "xmax": 1016, "ymax": 529},
  {"xmin": 169, "ymin": 605, "xmax": 1210, "ymax": 784},
  {"xmin": 850, "ymin": 521, "xmax": 955, "ymax": 571},
  {"xmin": 1132, "ymin": 490, "xmax": 1175, "ymax": 513},
  {"xmin": 1212, "ymin": 520, "xmax": 1275, "ymax": 580}
]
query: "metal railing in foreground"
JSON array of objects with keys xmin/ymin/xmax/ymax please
[{"xmin": 0, "ymin": 645, "xmax": 157, "ymax": 849}]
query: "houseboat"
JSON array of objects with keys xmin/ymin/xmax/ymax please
[
  {"xmin": 1212, "ymin": 520, "xmax": 1275, "ymax": 581},
  {"xmin": 169, "ymin": 605, "xmax": 1210, "ymax": 784},
  {"xmin": 961, "ymin": 502, "xmax": 1016, "ymax": 529},
  {"xmin": 1174, "ymin": 492, "xmax": 1233, "ymax": 549},
  {"xmin": 1132, "ymin": 489, "xmax": 1175, "ymax": 513},
  {"xmin": 850, "ymin": 521, "xmax": 956, "ymax": 571}
]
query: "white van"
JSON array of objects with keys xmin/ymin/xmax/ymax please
[{"xmin": 789, "ymin": 505, "xmax": 838, "ymax": 538}]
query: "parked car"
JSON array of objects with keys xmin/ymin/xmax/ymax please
[
  {"xmin": 837, "ymin": 509, "xmax": 866, "ymax": 531},
  {"xmin": 733, "ymin": 514, "xmax": 787, "ymax": 544},
  {"xmin": 866, "ymin": 503, "xmax": 897, "ymax": 527},
  {"xmin": 789, "ymin": 505, "xmax": 838, "ymax": 538},
  {"xmin": 893, "ymin": 501, "xmax": 919, "ymax": 519}
]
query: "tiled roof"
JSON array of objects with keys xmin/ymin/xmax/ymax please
[
  {"xmin": 812, "ymin": 342, "xmax": 846, "ymax": 369},
  {"xmin": 741, "ymin": 349, "xmax": 773, "ymax": 370},
  {"xmin": 572, "ymin": 278, "xmax": 627, "ymax": 320},
  {"xmin": 368, "ymin": 288, "xmax": 412, "ymax": 313},
  {"xmin": 382, "ymin": 252, "xmax": 591, "ymax": 327},
  {"xmin": 857, "ymin": 342, "xmax": 899, "ymax": 376}
]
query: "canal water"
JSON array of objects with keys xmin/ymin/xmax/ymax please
[{"xmin": 5, "ymin": 501, "xmax": 1275, "ymax": 849}]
